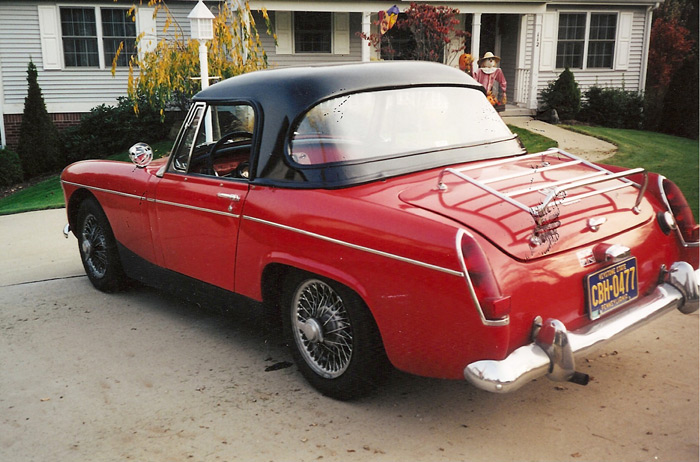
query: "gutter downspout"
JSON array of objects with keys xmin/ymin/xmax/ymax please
[
  {"xmin": 0, "ymin": 61, "xmax": 5, "ymax": 149},
  {"xmin": 639, "ymin": 5, "xmax": 656, "ymax": 91}
]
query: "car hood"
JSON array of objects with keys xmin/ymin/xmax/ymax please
[{"xmin": 398, "ymin": 152, "xmax": 652, "ymax": 261}]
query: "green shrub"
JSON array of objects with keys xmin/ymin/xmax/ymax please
[
  {"xmin": 539, "ymin": 68, "xmax": 581, "ymax": 121},
  {"xmin": 580, "ymin": 86, "xmax": 645, "ymax": 129},
  {"xmin": 0, "ymin": 148, "xmax": 24, "ymax": 187},
  {"xmin": 17, "ymin": 60, "xmax": 62, "ymax": 178},
  {"xmin": 61, "ymin": 96, "xmax": 173, "ymax": 165}
]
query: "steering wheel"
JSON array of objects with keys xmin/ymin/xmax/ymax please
[
  {"xmin": 206, "ymin": 131, "xmax": 254, "ymax": 175},
  {"xmin": 236, "ymin": 161, "xmax": 250, "ymax": 179}
]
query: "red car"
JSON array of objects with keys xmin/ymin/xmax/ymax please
[{"xmin": 61, "ymin": 62, "xmax": 699, "ymax": 400}]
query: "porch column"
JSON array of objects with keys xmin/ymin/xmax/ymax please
[
  {"xmin": 471, "ymin": 13, "xmax": 481, "ymax": 65},
  {"xmin": 361, "ymin": 11, "xmax": 371, "ymax": 62}
]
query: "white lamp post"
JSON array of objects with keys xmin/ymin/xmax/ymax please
[{"xmin": 188, "ymin": 0, "xmax": 215, "ymax": 142}]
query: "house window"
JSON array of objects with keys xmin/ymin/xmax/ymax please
[
  {"xmin": 294, "ymin": 12, "xmax": 332, "ymax": 53},
  {"xmin": 60, "ymin": 8, "xmax": 99, "ymax": 67},
  {"xmin": 59, "ymin": 7, "xmax": 136, "ymax": 68},
  {"xmin": 101, "ymin": 8, "xmax": 137, "ymax": 67},
  {"xmin": 556, "ymin": 12, "xmax": 617, "ymax": 69},
  {"xmin": 587, "ymin": 14, "xmax": 617, "ymax": 68}
]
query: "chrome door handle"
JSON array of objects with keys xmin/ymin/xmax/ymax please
[{"xmin": 217, "ymin": 193, "xmax": 241, "ymax": 202}]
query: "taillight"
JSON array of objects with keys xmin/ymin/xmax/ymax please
[
  {"xmin": 459, "ymin": 231, "xmax": 511, "ymax": 323},
  {"xmin": 662, "ymin": 179, "xmax": 699, "ymax": 243}
]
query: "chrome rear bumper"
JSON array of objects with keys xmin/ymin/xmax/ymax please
[{"xmin": 465, "ymin": 262, "xmax": 699, "ymax": 393}]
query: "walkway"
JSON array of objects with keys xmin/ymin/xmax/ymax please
[{"xmin": 504, "ymin": 116, "xmax": 618, "ymax": 162}]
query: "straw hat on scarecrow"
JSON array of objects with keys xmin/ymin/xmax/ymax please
[{"xmin": 477, "ymin": 51, "xmax": 501, "ymax": 67}]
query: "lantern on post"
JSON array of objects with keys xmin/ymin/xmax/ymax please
[
  {"xmin": 188, "ymin": 1, "xmax": 215, "ymax": 142},
  {"xmin": 188, "ymin": 0, "xmax": 215, "ymax": 92},
  {"xmin": 189, "ymin": 0, "xmax": 215, "ymax": 42}
]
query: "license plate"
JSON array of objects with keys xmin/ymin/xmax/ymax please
[{"xmin": 585, "ymin": 257, "xmax": 638, "ymax": 320}]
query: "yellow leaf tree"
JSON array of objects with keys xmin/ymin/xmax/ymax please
[{"xmin": 118, "ymin": 1, "xmax": 274, "ymax": 115}]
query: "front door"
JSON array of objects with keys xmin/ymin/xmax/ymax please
[{"xmin": 151, "ymin": 102, "xmax": 257, "ymax": 290}]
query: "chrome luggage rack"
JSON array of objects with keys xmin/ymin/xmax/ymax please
[{"xmin": 437, "ymin": 148, "xmax": 648, "ymax": 249}]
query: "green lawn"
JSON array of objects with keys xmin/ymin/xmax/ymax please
[
  {"xmin": 564, "ymin": 125, "xmax": 699, "ymax": 219},
  {"xmin": 0, "ymin": 140, "xmax": 173, "ymax": 216},
  {"xmin": 508, "ymin": 124, "xmax": 558, "ymax": 153},
  {"xmin": 0, "ymin": 176, "xmax": 64, "ymax": 215}
]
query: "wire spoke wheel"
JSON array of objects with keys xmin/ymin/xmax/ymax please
[
  {"xmin": 81, "ymin": 214, "xmax": 109, "ymax": 279},
  {"xmin": 76, "ymin": 199, "xmax": 126, "ymax": 292},
  {"xmin": 291, "ymin": 279, "xmax": 354, "ymax": 379}
]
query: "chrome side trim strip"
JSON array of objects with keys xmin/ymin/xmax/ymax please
[
  {"xmin": 244, "ymin": 215, "xmax": 464, "ymax": 278},
  {"xmin": 145, "ymin": 197, "xmax": 239, "ymax": 218},
  {"xmin": 62, "ymin": 181, "xmax": 239, "ymax": 219},
  {"xmin": 66, "ymin": 180, "xmax": 460, "ymax": 275},
  {"xmin": 62, "ymin": 180, "xmax": 144, "ymax": 201}
]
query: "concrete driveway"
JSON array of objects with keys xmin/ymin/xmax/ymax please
[{"xmin": 1, "ymin": 209, "xmax": 698, "ymax": 461}]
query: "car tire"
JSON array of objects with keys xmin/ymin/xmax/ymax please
[
  {"xmin": 76, "ymin": 198, "xmax": 126, "ymax": 292},
  {"xmin": 283, "ymin": 272, "xmax": 389, "ymax": 400}
]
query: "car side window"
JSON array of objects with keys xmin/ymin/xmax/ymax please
[
  {"xmin": 170, "ymin": 104, "xmax": 205, "ymax": 172},
  {"xmin": 184, "ymin": 104, "xmax": 256, "ymax": 180}
]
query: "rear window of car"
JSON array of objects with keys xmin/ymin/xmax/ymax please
[{"xmin": 289, "ymin": 86, "xmax": 512, "ymax": 166}]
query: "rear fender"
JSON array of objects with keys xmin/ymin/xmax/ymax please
[{"xmin": 260, "ymin": 252, "xmax": 370, "ymax": 305}]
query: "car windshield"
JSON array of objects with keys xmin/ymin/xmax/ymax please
[{"xmin": 289, "ymin": 86, "xmax": 512, "ymax": 166}]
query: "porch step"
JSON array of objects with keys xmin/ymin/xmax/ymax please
[{"xmin": 500, "ymin": 105, "xmax": 535, "ymax": 118}]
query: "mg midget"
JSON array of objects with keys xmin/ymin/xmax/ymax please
[{"xmin": 61, "ymin": 62, "xmax": 699, "ymax": 400}]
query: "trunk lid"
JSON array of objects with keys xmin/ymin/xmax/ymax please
[{"xmin": 399, "ymin": 150, "xmax": 652, "ymax": 260}]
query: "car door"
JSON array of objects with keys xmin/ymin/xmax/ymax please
[{"xmin": 151, "ymin": 102, "xmax": 256, "ymax": 291}]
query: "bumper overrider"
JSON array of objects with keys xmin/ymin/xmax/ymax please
[{"xmin": 465, "ymin": 262, "xmax": 700, "ymax": 393}]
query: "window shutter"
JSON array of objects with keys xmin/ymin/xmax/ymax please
[
  {"xmin": 333, "ymin": 13, "xmax": 350, "ymax": 55},
  {"xmin": 136, "ymin": 7, "xmax": 157, "ymax": 57},
  {"xmin": 37, "ymin": 5, "xmax": 61, "ymax": 70},
  {"xmin": 539, "ymin": 12, "xmax": 557, "ymax": 71},
  {"xmin": 615, "ymin": 12, "xmax": 633, "ymax": 70},
  {"xmin": 275, "ymin": 11, "xmax": 293, "ymax": 55}
]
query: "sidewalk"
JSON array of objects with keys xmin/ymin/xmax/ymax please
[{"xmin": 505, "ymin": 116, "xmax": 618, "ymax": 162}]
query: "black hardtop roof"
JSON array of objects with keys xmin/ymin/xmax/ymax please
[
  {"xmin": 193, "ymin": 61, "xmax": 484, "ymax": 108},
  {"xmin": 191, "ymin": 61, "xmax": 499, "ymax": 189}
]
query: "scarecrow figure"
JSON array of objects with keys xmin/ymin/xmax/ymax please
[{"xmin": 460, "ymin": 52, "xmax": 507, "ymax": 110}]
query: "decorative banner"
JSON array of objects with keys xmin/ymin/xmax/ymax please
[{"xmin": 379, "ymin": 5, "xmax": 400, "ymax": 35}]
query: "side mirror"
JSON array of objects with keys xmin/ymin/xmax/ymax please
[{"xmin": 129, "ymin": 142, "xmax": 153, "ymax": 168}]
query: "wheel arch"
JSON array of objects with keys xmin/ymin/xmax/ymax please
[
  {"xmin": 66, "ymin": 188, "xmax": 99, "ymax": 235},
  {"xmin": 260, "ymin": 259, "xmax": 372, "ymax": 311}
]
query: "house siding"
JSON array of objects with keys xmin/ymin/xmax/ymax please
[
  {"xmin": 534, "ymin": 6, "xmax": 647, "ymax": 103},
  {"xmin": 0, "ymin": 1, "xmax": 144, "ymax": 115},
  {"xmin": 264, "ymin": 12, "xmax": 363, "ymax": 68},
  {"xmin": 1, "ymin": 0, "xmax": 656, "ymax": 143}
]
